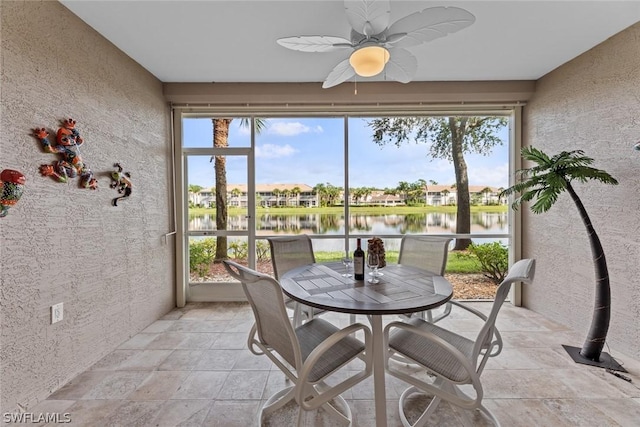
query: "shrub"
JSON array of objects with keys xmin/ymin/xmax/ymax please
[
  {"xmin": 228, "ymin": 240, "xmax": 248, "ymax": 260},
  {"xmin": 189, "ymin": 238, "xmax": 216, "ymax": 277},
  {"xmin": 256, "ymin": 240, "xmax": 270, "ymax": 262},
  {"xmin": 467, "ymin": 242, "xmax": 508, "ymax": 284}
]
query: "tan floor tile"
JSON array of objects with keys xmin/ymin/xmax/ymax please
[
  {"xmin": 212, "ymin": 332, "xmax": 251, "ymax": 349},
  {"xmin": 148, "ymin": 399, "xmax": 212, "ymax": 427},
  {"xmin": 47, "ymin": 371, "xmax": 112, "ymax": 400},
  {"xmin": 117, "ymin": 333, "xmax": 159, "ymax": 349},
  {"xmin": 59, "ymin": 399, "xmax": 123, "ymax": 426},
  {"xmin": 485, "ymin": 398, "xmax": 567, "ymax": 426},
  {"xmin": 89, "ymin": 349, "xmax": 138, "ymax": 371},
  {"xmin": 195, "ymin": 349, "xmax": 244, "ymax": 370},
  {"xmin": 127, "ymin": 371, "xmax": 190, "ymax": 400},
  {"xmin": 140, "ymin": 319, "xmax": 175, "ymax": 333},
  {"xmin": 176, "ymin": 332, "xmax": 218, "ymax": 349},
  {"xmin": 169, "ymin": 320, "xmax": 229, "ymax": 332},
  {"xmin": 482, "ymin": 369, "xmax": 580, "ymax": 399},
  {"xmin": 170, "ymin": 371, "xmax": 229, "ymax": 400},
  {"xmin": 105, "ymin": 400, "xmax": 165, "ymax": 427},
  {"xmin": 203, "ymin": 400, "xmax": 261, "ymax": 426},
  {"xmin": 83, "ymin": 371, "xmax": 150, "ymax": 399},
  {"xmin": 31, "ymin": 302, "xmax": 640, "ymax": 427},
  {"xmin": 590, "ymin": 398, "xmax": 640, "ymax": 426},
  {"xmin": 218, "ymin": 370, "xmax": 270, "ymax": 400},
  {"xmin": 158, "ymin": 349, "xmax": 205, "ymax": 371},
  {"xmin": 117, "ymin": 349, "xmax": 172, "ymax": 371}
]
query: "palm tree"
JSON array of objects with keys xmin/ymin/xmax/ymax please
[
  {"xmin": 272, "ymin": 188, "xmax": 281, "ymax": 207},
  {"xmin": 480, "ymin": 187, "xmax": 492, "ymax": 205},
  {"xmin": 212, "ymin": 118, "xmax": 266, "ymax": 261},
  {"xmin": 290, "ymin": 186, "xmax": 301, "ymax": 207},
  {"xmin": 500, "ymin": 147, "xmax": 618, "ymax": 364},
  {"xmin": 441, "ymin": 188, "xmax": 450, "ymax": 206}
]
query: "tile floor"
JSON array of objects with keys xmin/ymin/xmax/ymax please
[{"xmin": 31, "ymin": 302, "xmax": 640, "ymax": 426}]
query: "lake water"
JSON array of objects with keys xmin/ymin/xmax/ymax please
[{"xmin": 190, "ymin": 211, "xmax": 509, "ymax": 250}]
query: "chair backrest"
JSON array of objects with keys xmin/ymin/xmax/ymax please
[
  {"xmin": 267, "ymin": 235, "xmax": 316, "ymax": 280},
  {"xmin": 398, "ymin": 235, "xmax": 453, "ymax": 275},
  {"xmin": 473, "ymin": 258, "xmax": 536, "ymax": 359},
  {"xmin": 223, "ymin": 260, "xmax": 300, "ymax": 367}
]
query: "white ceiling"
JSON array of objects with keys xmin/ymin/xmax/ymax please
[{"xmin": 60, "ymin": 1, "xmax": 640, "ymax": 85}]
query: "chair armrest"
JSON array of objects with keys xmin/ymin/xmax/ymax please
[
  {"xmin": 449, "ymin": 300, "xmax": 488, "ymax": 321},
  {"xmin": 448, "ymin": 301, "xmax": 503, "ymax": 356}
]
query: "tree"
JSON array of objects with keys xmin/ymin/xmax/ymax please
[
  {"xmin": 291, "ymin": 186, "xmax": 301, "ymax": 207},
  {"xmin": 272, "ymin": 188, "xmax": 281, "ymax": 207},
  {"xmin": 480, "ymin": 186, "xmax": 492, "ymax": 205},
  {"xmin": 441, "ymin": 188, "xmax": 450, "ymax": 205},
  {"xmin": 188, "ymin": 184, "xmax": 203, "ymax": 194},
  {"xmin": 368, "ymin": 116, "xmax": 507, "ymax": 250},
  {"xmin": 212, "ymin": 118, "xmax": 266, "ymax": 261},
  {"xmin": 500, "ymin": 147, "xmax": 618, "ymax": 363},
  {"xmin": 313, "ymin": 182, "xmax": 341, "ymax": 207}
]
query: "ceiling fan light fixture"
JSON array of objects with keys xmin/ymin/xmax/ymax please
[{"xmin": 349, "ymin": 45, "xmax": 390, "ymax": 77}]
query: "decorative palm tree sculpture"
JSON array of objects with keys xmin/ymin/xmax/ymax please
[{"xmin": 501, "ymin": 147, "xmax": 625, "ymax": 370}]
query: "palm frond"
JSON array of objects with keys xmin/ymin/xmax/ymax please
[
  {"xmin": 564, "ymin": 166, "xmax": 619, "ymax": 185},
  {"xmin": 502, "ymin": 146, "xmax": 617, "ymax": 215}
]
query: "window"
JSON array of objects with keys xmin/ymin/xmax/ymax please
[{"xmin": 176, "ymin": 109, "xmax": 517, "ymax": 303}]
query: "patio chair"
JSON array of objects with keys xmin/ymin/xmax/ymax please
[
  {"xmin": 267, "ymin": 235, "xmax": 328, "ymax": 326},
  {"xmin": 223, "ymin": 260, "xmax": 373, "ymax": 427},
  {"xmin": 398, "ymin": 235, "xmax": 453, "ymax": 322},
  {"xmin": 384, "ymin": 258, "xmax": 536, "ymax": 427}
]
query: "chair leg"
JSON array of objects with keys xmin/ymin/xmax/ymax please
[
  {"xmin": 317, "ymin": 395, "xmax": 352, "ymax": 426},
  {"xmin": 398, "ymin": 385, "xmax": 443, "ymax": 427},
  {"xmin": 261, "ymin": 385, "xmax": 296, "ymax": 421},
  {"xmin": 477, "ymin": 404, "xmax": 501, "ymax": 427}
]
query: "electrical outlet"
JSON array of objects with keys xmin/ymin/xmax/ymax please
[{"xmin": 51, "ymin": 303, "xmax": 63, "ymax": 324}]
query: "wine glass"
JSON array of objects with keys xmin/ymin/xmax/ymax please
[
  {"xmin": 342, "ymin": 256, "xmax": 353, "ymax": 278},
  {"xmin": 367, "ymin": 251, "xmax": 380, "ymax": 284}
]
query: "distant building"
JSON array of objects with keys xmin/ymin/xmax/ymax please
[{"xmin": 189, "ymin": 183, "xmax": 505, "ymax": 207}]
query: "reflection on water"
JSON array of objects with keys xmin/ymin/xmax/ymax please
[{"xmin": 189, "ymin": 211, "xmax": 508, "ymax": 235}]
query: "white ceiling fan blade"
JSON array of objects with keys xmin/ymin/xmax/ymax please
[
  {"xmin": 323, "ymin": 58, "xmax": 356, "ymax": 88},
  {"xmin": 383, "ymin": 48, "xmax": 417, "ymax": 83},
  {"xmin": 345, "ymin": 0, "xmax": 390, "ymax": 37},
  {"xmin": 387, "ymin": 6, "xmax": 475, "ymax": 48},
  {"xmin": 277, "ymin": 35, "xmax": 352, "ymax": 53}
]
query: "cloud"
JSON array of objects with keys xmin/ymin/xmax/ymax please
[
  {"xmin": 255, "ymin": 144, "xmax": 297, "ymax": 159},
  {"xmin": 268, "ymin": 121, "xmax": 323, "ymax": 136},
  {"xmin": 468, "ymin": 162, "xmax": 509, "ymax": 188}
]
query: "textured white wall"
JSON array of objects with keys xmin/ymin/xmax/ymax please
[
  {"xmin": 0, "ymin": 1, "xmax": 174, "ymax": 412},
  {"xmin": 523, "ymin": 23, "xmax": 640, "ymax": 358}
]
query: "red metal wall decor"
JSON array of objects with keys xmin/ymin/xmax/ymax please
[
  {"xmin": 0, "ymin": 169, "xmax": 26, "ymax": 218},
  {"xmin": 33, "ymin": 118, "xmax": 97, "ymax": 189},
  {"xmin": 110, "ymin": 163, "xmax": 132, "ymax": 206}
]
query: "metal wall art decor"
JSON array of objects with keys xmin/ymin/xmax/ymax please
[
  {"xmin": 34, "ymin": 118, "xmax": 97, "ymax": 189},
  {"xmin": 0, "ymin": 169, "xmax": 26, "ymax": 218},
  {"xmin": 110, "ymin": 163, "xmax": 132, "ymax": 206}
]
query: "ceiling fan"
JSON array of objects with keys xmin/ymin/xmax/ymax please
[{"xmin": 276, "ymin": 0, "xmax": 475, "ymax": 89}]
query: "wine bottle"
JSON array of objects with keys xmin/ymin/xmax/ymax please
[{"xmin": 353, "ymin": 238, "xmax": 365, "ymax": 280}]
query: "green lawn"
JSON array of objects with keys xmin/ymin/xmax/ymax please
[{"xmin": 314, "ymin": 250, "xmax": 479, "ymax": 274}]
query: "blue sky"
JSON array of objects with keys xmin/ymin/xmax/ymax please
[{"xmin": 184, "ymin": 117, "xmax": 509, "ymax": 190}]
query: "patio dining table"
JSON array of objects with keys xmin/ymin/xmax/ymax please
[{"xmin": 280, "ymin": 261, "xmax": 454, "ymax": 427}]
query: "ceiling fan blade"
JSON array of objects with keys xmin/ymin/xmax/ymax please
[
  {"xmin": 322, "ymin": 58, "xmax": 356, "ymax": 88},
  {"xmin": 387, "ymin": 6, "xmax": 475, "ymax": 48},
  {"xmin": 383, "ymin": 48, "xmax": 417, "ymax": 84},
  {"xmin": 344, "ymin": 0, "xmax": 390, "ymax": 37},
  {"xmin": 277, "ymin": 35, "xmax": 353, "ymax": 53}
]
